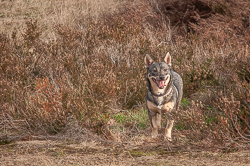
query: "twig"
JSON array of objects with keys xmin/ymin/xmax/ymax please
[
  {"xmin": 101, "ymin": 125, "xmax": 108, "ymax": 139},
  {"xmin": 127, "ymin": 151, "xmax": 135, "ymax": 160},
  {"xmin": 220, "ymin": 131, "xmax": 246, "ymax": 147},
  {"xmin": 124, "ymin": 80, "xmax": 128, "ymax": 105},
  {"xmin": 49, "ymin": 70, "xmax": 58, "ymax": 92},
  {"xmin": 157, "ymin": 41, "xmax": 167, "ymax": 47},
  {"xmin": 232, "ymin": 116, "xmax": 250, "ymax": 141}
]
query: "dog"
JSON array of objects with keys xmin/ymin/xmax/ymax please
[{"xmin": 145, "ymin": 53, "xmax": 183, "ymax": 141}]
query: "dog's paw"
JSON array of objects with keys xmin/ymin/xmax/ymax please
[
  {"xmin": 151, "ymin": 128, "xmax": 158, "ymax": 138},
  {"xmin": 164, "ymin": 136, "xmax": 172, "ymax": 142},
  {"xmin": 151, "ymin": 134, "xmax": 158, "ymax": 138}
]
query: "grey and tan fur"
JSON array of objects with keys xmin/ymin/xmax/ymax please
[{"xmin": 145, "ymin": 53, "xmax": 183, "ymax": 141}]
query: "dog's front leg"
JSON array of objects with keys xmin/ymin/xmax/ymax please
[
  {"xmin": 149, "ymin": 112, "xmax": 161, "ymax": 138},
  {"xmin": 165, "ymin": 119, "xmax": 174, "ymax": 141}
]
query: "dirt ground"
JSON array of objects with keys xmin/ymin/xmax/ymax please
[{"xmin": 1, "ymin": 131, "xmax": 250, "ymax": 166}]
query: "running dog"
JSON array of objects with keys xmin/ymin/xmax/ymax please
[{"xmin": 145, "ymin": 53, "xmax": 183, "ymax": 141}]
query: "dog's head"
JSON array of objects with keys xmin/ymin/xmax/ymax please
[{"xmin": 145, "ymin": 53, "xmax": 172, "ymax": 92}]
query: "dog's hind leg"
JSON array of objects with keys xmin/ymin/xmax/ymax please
[{"xmin": 165, "ymin": 119, "xmax": 174, "ymax": 141}]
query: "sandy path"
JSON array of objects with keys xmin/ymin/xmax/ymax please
[{"xmin": 1, "ymin": 140, "xmax": 250, "ymax": 166}]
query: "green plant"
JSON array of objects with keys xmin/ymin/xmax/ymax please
[{"xmin": 181, "ymin": 98, "xmax": 191, "ymax": 109}]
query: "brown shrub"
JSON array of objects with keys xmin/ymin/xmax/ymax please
[{"xmin": 0, "ymin": 0, "xmax": 249, "ymax": 146}]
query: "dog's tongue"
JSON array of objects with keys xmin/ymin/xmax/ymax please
[{"xmin": 157, "ymin": 80, "xmax": 165, "ymax": 88}]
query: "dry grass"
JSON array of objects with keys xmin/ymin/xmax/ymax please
[
  {"xmin": 0, "ymin": 0, "xmax": 120, "ymax": 41},
  {"xmin": 0, "ymin": 0, "xmax": 250, "ymax": 148}
]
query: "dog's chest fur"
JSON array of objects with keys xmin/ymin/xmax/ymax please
[{"xmin": 146, "ymin": 88, "xmax": 175, "ymax": 114}]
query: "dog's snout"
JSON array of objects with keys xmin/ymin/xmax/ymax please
[{"xmin": 159, "ymin": 75, "xmax": 165, "ymax": 80}]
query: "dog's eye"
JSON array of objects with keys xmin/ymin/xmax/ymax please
[
  {"xmin": 163, "ymin": 68, "xmax": 168, "ymax": 72},
  {"xmin": 153, "ymin": 68, "xmax": 157, "ymax": 72}
]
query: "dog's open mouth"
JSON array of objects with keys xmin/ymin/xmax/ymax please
[{"xmin": 152, "ymin": 78, "xmax": 166, "ymax": 89}]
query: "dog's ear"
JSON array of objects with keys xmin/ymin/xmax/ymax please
[
  {"xmin": 164, "ymin": 52, "xmax": 171, "ymax": 67},
  {"xmin": 145, "ymin": 54, "xmax": 154, "ymax": 68}
]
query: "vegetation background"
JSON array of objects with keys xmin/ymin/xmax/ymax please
[{"xmin": 0, "ymin": 0, "xmax": 250, "ymax": 164}]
